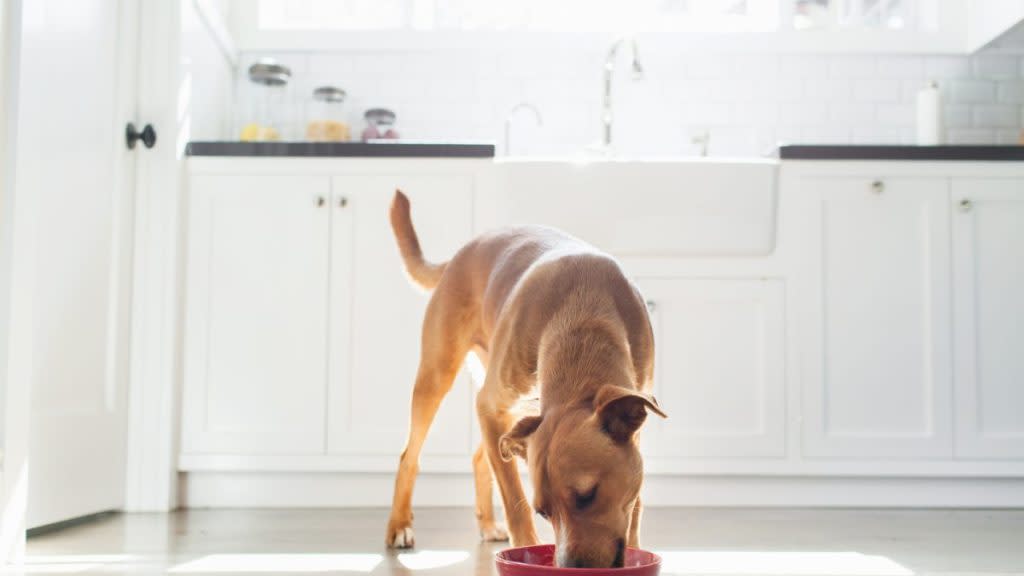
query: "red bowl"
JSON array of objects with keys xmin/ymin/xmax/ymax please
[{"xmin": 496, "ymin": 544, "xmax": 661, "ymax": 576}]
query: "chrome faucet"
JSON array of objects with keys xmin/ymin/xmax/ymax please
[
  {"xmin": 504, "ymin": 102, "xmax": 543, "ymax": 156},
  {"xmin": 601, "ymin": 36, "xmax": 644, "ymax": 150}
]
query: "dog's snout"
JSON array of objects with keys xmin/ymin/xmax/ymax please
[{"xmin": 559, "ymin": 539, "xmax": 627, "ymax": 569}]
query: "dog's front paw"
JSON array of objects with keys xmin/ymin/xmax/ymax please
[
  {"xmin": 386, "ymin": 523, "xmax": 415, "ymax": 549},
  {"xmin": 480, "ymin": 524, "xmax": 509, "ymax": 542}
]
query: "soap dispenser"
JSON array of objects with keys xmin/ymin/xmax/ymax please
[{"xmin": 916, "ymin": 81, "xmax": 942, "ymax": 146}]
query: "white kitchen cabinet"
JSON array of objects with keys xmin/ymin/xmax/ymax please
[
  {"xmin": 637, "ymin": 278, "xmax": 786, "ymax": 459},
  {"xmin": 952, "ymin": 179, "xmax": 1024, "ymax": 459},
  {"xmin": 801, "ymin": 176, "xmax": 953, "ymax": 459},
  {"xmin": 327, "ymin": 174, "xmax": 476, "ymax": 459},
  {"xmin": 183, "ymin": 174, "xmax": 331, "ymax": 454}
]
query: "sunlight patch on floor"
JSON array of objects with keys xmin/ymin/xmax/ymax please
[
  {"xmin": 167, "ymin": 553, "xmax": 383, "ymax": 573},
  {"xmin": 656, "ymin": 550, "xmax": 914, "ymax": 576},
  {"xmin": 396, "ymin": 549, "xmax": 471, "ymax": 570},
  {"xmin": 4, "ymin": 555, "xmax": 141, "ymax": 574}
]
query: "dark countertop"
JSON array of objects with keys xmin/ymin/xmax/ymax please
[
  {"xmin": 185, "ymin": 141, "xmax": 496, "ymax": 158},
  {"xmin": 779, "ymin": 144, "xmax": 1024, "ymax": 161}
]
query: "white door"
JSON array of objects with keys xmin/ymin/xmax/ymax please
[
  {"xmin": 801, "ymin": 177, "xmax": 953, "ymax": 459},
  {"xmin": 182, "ymin": 175, "xmax": 330, "ymax": 454},
  {"xmin": 23, "ymin": 0, "xmax": 139, "ymax": 528},
  {"xmin": 328, "ymin": 175, "xmax": 475, "ymax": 464},
  {"xmin": 636, "ymin": 278, "xmax": 786, "ymax": 460},
  {"xmin": 952, "ymin": 179, "xmax": 1024, "ymax": 459}
]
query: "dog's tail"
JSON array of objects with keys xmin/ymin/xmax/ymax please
[{"xmin": 389, "ymin": 190, "xmax": 447, "ymax": 290}]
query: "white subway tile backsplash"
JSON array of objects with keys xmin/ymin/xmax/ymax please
[
  {"xmin": 996, "ymin": 129, "xmax": 1022, "ymax": 144},
  {"xmin": 876, "ymin": 57, "xmax": 923, "ymax": 78},
  {"xmin": 830, "ymin": 101, "xmax": 876, "ymax": 125},
  {"xmin": 851, "ymin": 125, "xmax": 908, "ymax": 144},
  {"xmin": 779, "ymin": 101, "xmax": 828, "ymax": 125},
  {"xmin": 948, "ymin": 79, "xmax": 997, "ymax": 103},
  {"xmin": 925, "ymin": 56, "xmax": 970, "ymax": 79},
  {"xmin": 998, "ymin": 80, "xmax": 1024, "ymax": 103},
  {"xmin": 684, "ymin": 101, "xmax": 734, "ymax": 124},
  {"xmin": 972, "ymin": 55, "xmax": 1019, "ymax": 80},
  {"xmin": 829, "ymin": 57, "xmax": 875, "ymax": 78},
  {"xmin": 852, "ymin": 79, "xmax": 901, "ymax": 102},
  {"xmin": 943, "ymin": 104, "xmax": 972, "ymax": 128},
  {"xmin": 973, "ymin": 104, "xmax": 1020, "ymax": 128},
  {"xmin": 946, "ymin": 128, "xmax": 996, "ymax": 144},
  {"xmin": 241, "ymin": 48, "xmax": 1022, "ymax": 154},
  {"xmin": 875, "ymin": 103, "xmax": 915, "ymax": 127},
  {"xmin": 686, "ymin": 53, "xmax": 731, "ymax": 78},
  {"xmin": 731, "ymin": 54, "xmax": 779, "ymax": 79},
  {"xmin": 779, "ymin": 55, "xmax": 828, "ymax": 78},
  {"xmin": 804, "ymin": 77, "xmax": 852, "ymax": 102}
]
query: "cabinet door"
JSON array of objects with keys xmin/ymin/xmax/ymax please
[
  {"xmin": 636, "ymin": 278, "xmax": 786, "ymax": 459},
  {"xmin": 952, "ymin": 179, "xmax": 1024, "ymax": 459},
  {"xmin": 183, "ymin": 175, "xmax": 330, "ymax": 454},
  {"xmin": 328, "ymin": 175, "xmax": 476, "ymax": 460},
  {"xmin": 801, "ymin": 177, "xmax": 953, "ymax": 459}
]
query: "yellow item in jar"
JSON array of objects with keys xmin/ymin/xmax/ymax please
[
  {"xmin": 240, "ymin": 123, "xmax": 280, "ymax": 142},
  {"xmin": 306, "ymin": 120, "xmax": 350, "ymax": 142}
]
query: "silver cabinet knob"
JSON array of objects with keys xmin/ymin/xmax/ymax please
[
  {"xmin": 316, "ymin": 196, "xmax": 326, "ymax": 207},
  {"xmin": 870, "ymin": 180, "xmax": 885, "ymax": 195},
  {"xmin": 338, "ymin": 196, "xmax": 348, "ymax": 208},
  {"xmin": 959, "ymin": 198, "xmax": 972, "ymax": 212},
  {"xmin": 645, "ymin": 300, "xmax": 657, "ymax": 313}
]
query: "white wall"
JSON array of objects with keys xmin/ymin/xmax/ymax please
[
  {"xmin": 230, "ymin": 45, "xmax": 1024, "ymax": 156},
  {"xmin": 181, "ymin": 0, "xmax": 234, "ymax": 143}
]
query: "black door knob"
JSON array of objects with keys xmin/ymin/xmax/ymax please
[{"xmin": 126, "ymin": 123, "xmax": 157, "ymax": 149}]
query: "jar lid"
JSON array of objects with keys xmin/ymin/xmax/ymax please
[
  {"xmin": 313, "ymin": 86, "xmax": 347, "ymax": 103},
  {"xmin": 364, "ymin": 108, "xmax": 396, "ymax": 124},
  {"xmin": 248, "ymin": 59, "xmax": 292, "ymax": 86}
]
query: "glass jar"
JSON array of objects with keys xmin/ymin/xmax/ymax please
[
  {"xmin": 361, "ymin": 108, "xmax": 399, "ymax": 141},
  {"xmin": 239, "ymin": 59, "xmax": 291, "ymax": 142},
  {"xmin": 306, "ymin": 86, "xmax": 350, "ymax": 142}
]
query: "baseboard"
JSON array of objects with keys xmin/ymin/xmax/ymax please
[{"xmin": 180, "ymin": 472, "xmax": 1024, "ymax": 509}]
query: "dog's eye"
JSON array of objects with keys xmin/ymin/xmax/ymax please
[{"xmin": 574, "ymin": 486, "xmax": 597, "ymax": 511}]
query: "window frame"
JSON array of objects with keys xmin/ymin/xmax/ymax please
[{"xmin": 229, "ymin": 0, "xmax": 968, "ymax": 54}]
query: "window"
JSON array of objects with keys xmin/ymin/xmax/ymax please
[
  {"xmin": 794, "ymin": 0, "xmax": 939, "ymax": 31},
  {"xmin": 256, "ymin": 0, "xmax": 937, "ymax": 33},
  {"xmin": 255, "ymin": 0, "xmax": 779, "ymax": 33}
]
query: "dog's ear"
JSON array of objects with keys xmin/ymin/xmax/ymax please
[
  {"xmin": 594, "ymin": 385, "xmax": 667, "ymax": 443},
  {"xmin": 499, "ymin": 416, "xmax": 542, "ymax": 462}
]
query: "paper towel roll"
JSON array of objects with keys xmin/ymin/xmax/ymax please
[{"xmin": 916, "ymin": 81, "xmax": 942, "ymax": 145}]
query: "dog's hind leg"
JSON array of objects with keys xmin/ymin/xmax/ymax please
[
  {"xmin": 385, "ymin": 298, "xmax": 471, "ymax": 549},
  {"xmin": 473, "ymin": 443, "xmax": 508, "ymax": 542}
]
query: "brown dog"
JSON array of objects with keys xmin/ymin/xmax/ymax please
[{"xmin": 385, "ymin": 190, "xmax": 665, "ymax": 568}]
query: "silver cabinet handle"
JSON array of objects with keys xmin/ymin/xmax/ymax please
[
  {"xmin": 645, "ymin": 300, "xmax": 657, "ymax": 313},
  {"xmin": 316, "ymin": 196, "xmax": 326, "ymax": 207},
  {"xmin": 338, "ymin": 196, "xmax": 348, "ymax": 208},
  {"xmin": 959, "ymin": 198, "xmax": 972, "ymax": 213},
  {"xmin": 871, "ymin": 180, "xmax": 885, "ymax": 195}
]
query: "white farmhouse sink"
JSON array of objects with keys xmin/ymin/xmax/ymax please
[{"xmin": 490, "ymin": 158, "xmax": 779, "ymax": 257}]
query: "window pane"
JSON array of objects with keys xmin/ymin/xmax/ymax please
[
  {"xmin": 794, "ymin": 0, "xmax": 831, "ymax": 30},
  {"xmin": 257, "ymin": 0, "xmax": 780, "ymax": 32},
  {"xmin": 258, "ymin": 0, "xmax": 406, "ymax": 30}
]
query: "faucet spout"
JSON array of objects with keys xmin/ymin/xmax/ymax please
[{"xmin": 602, "ymin": 36, "xmax": 644, "ymax": 150}]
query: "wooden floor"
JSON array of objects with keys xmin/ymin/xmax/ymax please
[{"xmin": 18, "ymin": 507, "xmax": 1024, "ymax": 574}]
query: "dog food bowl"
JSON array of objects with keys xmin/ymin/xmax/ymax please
[{"xmin": 496, "ymin": 544, "xmax": 661, "ymax": 576}]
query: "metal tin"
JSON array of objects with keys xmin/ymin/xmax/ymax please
[
  {"xmin": 364, "ymin": 108, "xmax": 396, "ymax": 126},
  {"xmin": 248, "ymin": 59, "xmax": 292, "ymax": 86},
  {"xmin": 313, "ymin": 86, "xmax": 347, "ymax": 103}
]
